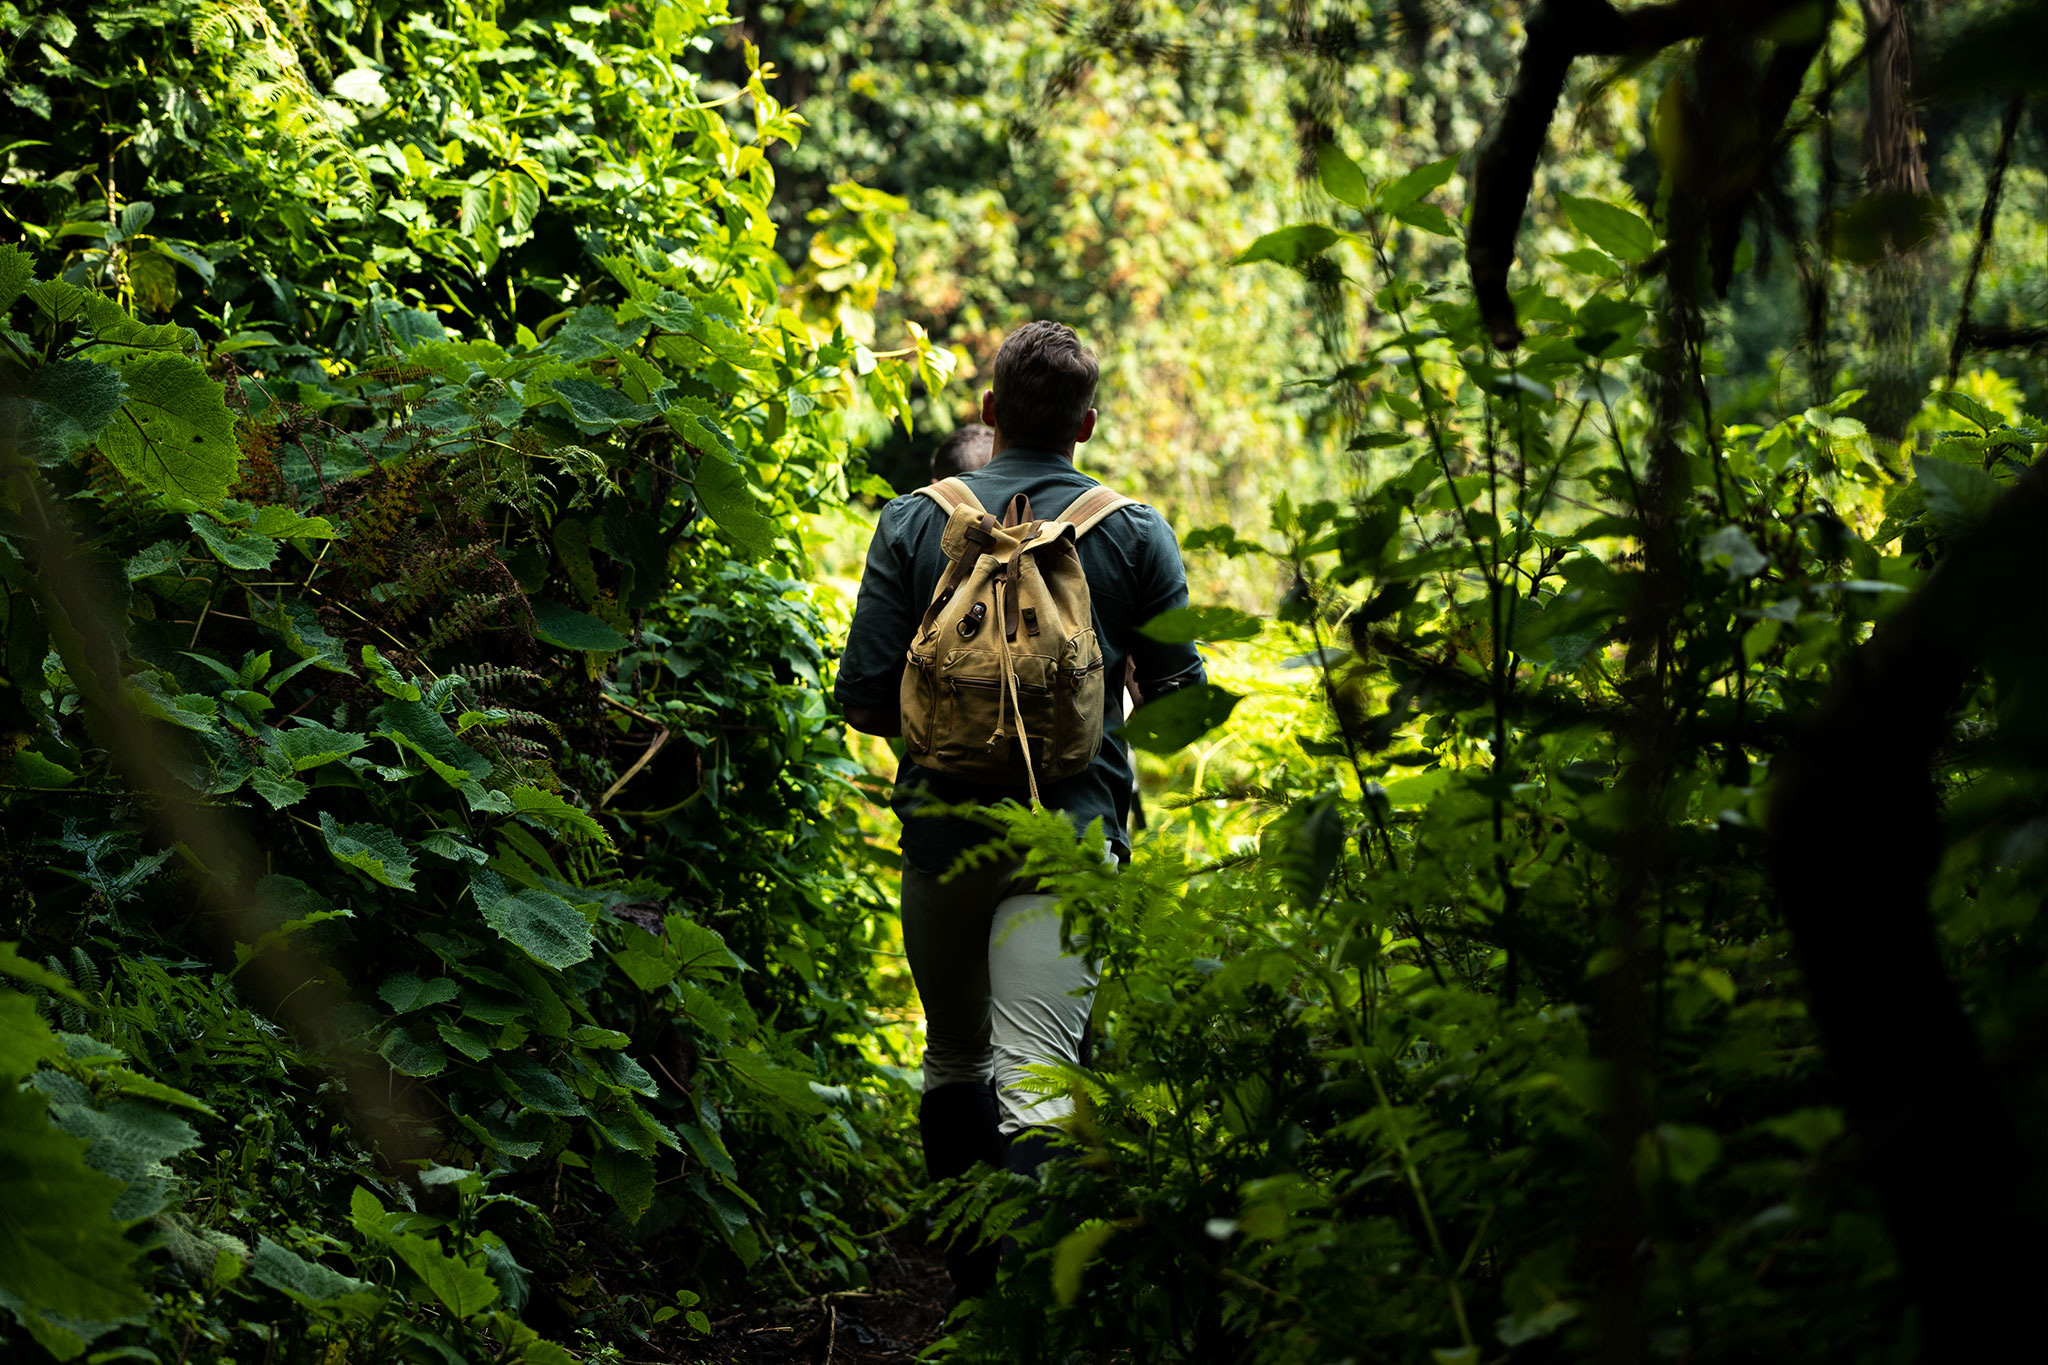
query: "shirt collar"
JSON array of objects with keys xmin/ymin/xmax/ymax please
[{"xmin": 991, "ymin": 445, "xmax": 1076, "ymax": 467}]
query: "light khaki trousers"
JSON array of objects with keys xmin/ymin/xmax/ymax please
[{"xmin": 901, "ymin": 858, "xmax": 1099, "ymax": 1136}]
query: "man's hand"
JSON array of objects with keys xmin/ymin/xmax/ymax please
[{"xmin": 843, "ymin": 704, "xmax": 902, "ymax": 737}]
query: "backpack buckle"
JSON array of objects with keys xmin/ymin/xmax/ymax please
[{"xmin": 957, "ymin": 602, "xmax": 986, "ymax": 638}]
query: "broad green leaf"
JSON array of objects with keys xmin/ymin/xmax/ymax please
[
  {"xmin": 275, "ymin": 721, "xmax": 369, "ymax": 770},
  {"xmin": 1392, "ymin": 200, "xmax": 1458, "ymax": 238},
  {"xmin": 529, "ymin": 600, "xmax": 628, "ymax": 652},
  {"xmin": 246, "ymin": 505, "xmax": 339, "ymax": 540},
  {"xmin": 129, "ymin": 251, "xmax": 178, "ymax": 314},
  {"xmin": 667, "ymin": 913, "xmax": 742, "ymax": 973},
  {"xmin": 1761, "ymin": 1106, "xmax": 1845, "ymax": 1154},
  {"xmin": 330, "ymin": 67, "xmax": 387, "ymax": 106},
  {"xmin": 0, "ymin": 243, "xmax": 30, "ymax": 313},
  {"xmin": 495, "ymin": 1054, "xmax": 583, "ymax": 1116},
  {"xmin": 1347, "ymin": 431, "xmax": 1412, "ymax": 450},
  {"xmin": 124, "ymin": 540, "xmax": 184, "ymax": 580},
  {"xmin": 1052, "ymin": 1220, "xmax": 1121, "ymax": 1306},
  {"xmin": 1179, "ymin": 525, "xmax": 1266, "ymax": 558},
  {"xmin": 12, "ymin": 751, "xmax": 76, "ymax": 789},
  {"xmin": 1380, "ymin": 156, "xmax": 1456, "ymax": 211},
  {"xmin": 44, "ymin": 1095, "xmax": 200, "ymax": 1221},
  {"xmin": 248, "ymin": 767, "xmax": 308, "ymax": 809},
  {"xmin": 1698, "ymin": 525, "xmax": 1767, "ymax": 580},
  {"xmin": 1558, "ymin": 193, "xmax": 1656, "ymax": 263},
  {"xmin": 1382, "ymin": 768, "xmax": 1451, "ymax": 807},
  {"xmin": 1913, "ymin": 454, "xmax": 2004, "ymax": 535},
  {"xmin": 692, "ymin": 453, "xmax": 775, "ymax": 559},
  {"xmin": 1936, "ymin": 390, "xmax": 2001, "ymax": 432},
  {"xmin": 471, "ymin": 871, "xmax": 593, "ymax": 969},
  {"xmin": 2, "ymin": 358, "xmax": 127, "ymax": 465},
  {"xmin": 187, "ymin": 514, "xmax": 279, "ymax": 569},
  {"xmin": 250, "ymin": 1237, "xmax": 373, "ymax": 1305},
  {"xmin": 258, "ymin": 600, "xmax": 353, "ymax": 675},
  {"xmin": 437, "ymin": 1021, "xmax": 492, "ymax": 1061},
  {"xmin": 379, "ymin": 974, "xmax": 459, "ymax": 1014},
  {"xmin": 388, "ymin": 1230, "xmax": 498, "ymax": 1318},
  {"xmin": 551, "ymin": 378, "xmax": 657, "ymax": 434},
  {"xmin": 612, "ymin": 926, "xmax": 676, "ymax": 991},
  {"xmin": 0, "ymin": 946, "xmax": 83, "ymax": 1004},
  {"xmin": 26, "ymin": 281, "xmax": 193, "ymax": 351},
  {"xmin": 506, "ymin": 785, "xmax": 608, "ymax": 843},
  {"xmin": 378, "ymin": 697, "xmax": 491, "ymax": 786},
  {"xmin": 1232, "ymin": 224, "xmax": 1342, "ymax": 268},
  {"xmin": 1138, "ymin": 605, "xmax": 1263, "ymax": 644},
  {"xmin": 360, "ymin": 646, "xmax": 420, "ymax": 699},
  {"xmin": 1653, "ymin": 1123, "xmax": 1722, "ymax": 1186},
  {"xmin": 1553, "ymin": 247, "xmax": 1622, "ymax": 276},
  {"xmin": 0, "ymin": 989, "xmax": 61, "ymax": 1080},
  {"xmin": 1574, "ymin": 296, "xmax": 1649, "ymax": 358},
  {"xmin": 1117, "ymin": 683, "xmax": 1242, "ymax": 754},
  {"xmin": 96, "ymin": 353, "xmax": 240, "ymax": 506},
  {"xmin": 319, "ymin": 813, "xmax": 417, "ymax": 891},
  {"xmin": 419, "ymin": 831, "xmax": 489, "ymax": 864},
  {"xmin": 1315, "ymin": 142, "xmax": 1371, "ymax": 208},
  {"xmin": 592, "ymin": 1149, "xmax": 655, "ymax": 1225},
  {"xmin": 379, "ymin": 1024, "xmax": 448, "ymax": 1077},
  {"xmin": 0, "ymin": 1084, "xmax": 149, "ymax": 1326}
]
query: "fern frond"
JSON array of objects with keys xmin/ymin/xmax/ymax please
[
  {"xmin": 193, "ymin": 1, "xmax": 372, "ymax": 205},
  {"xmin": 422, "ymin": 591, "xmax": 518, "ymax": 654}
]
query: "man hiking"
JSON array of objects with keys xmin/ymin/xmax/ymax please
[{"xmin": 835, "ymin": 321, "xmax": 1205, "ymax": 1299}]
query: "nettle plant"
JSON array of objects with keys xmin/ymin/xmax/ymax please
[
  {"xmin": 0, "ymin": 157, "xmax": 936, "ymax": 1355},
  {"xmin": 928, "ymin": 155, "xmax": 2044, "ymax": 1364}
]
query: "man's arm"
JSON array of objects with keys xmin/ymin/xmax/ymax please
[
  {"xmin": 1127, "ymin": 511, "xmax": 1207, "ymax": 701},
  {"xmin": 834, "ymin": 501, "xmax": 919, "ymax": 737},
  {"xmin": 844, "ymin": 703, "xmax": 900, "ymax": 737}
]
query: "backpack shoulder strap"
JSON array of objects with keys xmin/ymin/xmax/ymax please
[
  {"xmin": 912, "ymin": 477, "xmax": 986, "ymax": 516},
  {"xmin": 1062, "ymin": 484, "xmax": 1139, "ymax": 538}
]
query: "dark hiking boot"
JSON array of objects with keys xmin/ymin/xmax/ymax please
[{"xmin": 919, "ymin": 1081, "xmax": 1005, "ymax": 1301}]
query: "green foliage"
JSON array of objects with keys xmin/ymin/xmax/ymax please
[
  {"xmin": 3, "ymin": 3, "xmax": 2044, "ymax": 1362},
  {"xmin": 0, "ymin": 2, "xmax": 939, "ymax": 1358},
  {"xmin": 922, "ymin": 145, "xmax": 2047, "ymax": 1362}
]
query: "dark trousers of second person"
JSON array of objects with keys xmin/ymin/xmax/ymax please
[{"xmin": 904, "ymin": 850, "xmax": 1097, "ymax": 1297}]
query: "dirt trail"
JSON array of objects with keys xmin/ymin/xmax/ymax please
[{"xmin": 659, "ymin": 1238, "xmax": 953, "ymax": 1364}]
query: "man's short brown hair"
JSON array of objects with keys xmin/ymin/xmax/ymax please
[{"xmin": 990, "ymin": 321, "xmax": 1098, "ymax": 448}]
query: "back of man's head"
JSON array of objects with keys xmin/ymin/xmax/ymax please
[
  {"xmin": 990, "ymin": 321, "xmax": 1098, "ymax": 449},
  {"xmin": 930, "ymin": 423, "xmax": 995, "ymax": 482}
]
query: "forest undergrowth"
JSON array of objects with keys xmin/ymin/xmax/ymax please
[{"xmin": 2, "ymin": 2, "xmax": 2045, "ymax": 1364}]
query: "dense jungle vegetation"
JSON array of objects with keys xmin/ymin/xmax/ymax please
[{"xmin": 1, "ymin": 1, "xmax": 2043, "ymax": 1361}]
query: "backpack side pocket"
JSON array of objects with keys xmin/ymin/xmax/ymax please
[{"xmin": 1051, "ymin": 626, "xmax": 1105, "ymax": 780}]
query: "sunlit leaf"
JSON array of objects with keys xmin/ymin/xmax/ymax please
[
  {"xmin": 1232, "ymin": 224, "xmax": 1342, "ymax": 268},
  {"xmin": 1117, "ymin": 684, "xmax": 1241, "ymax": 754},
  {"xmin": 1558, "ymin": 193, "xmax": 1656, "ymax": 263}
]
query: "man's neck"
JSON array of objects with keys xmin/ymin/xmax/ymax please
[{"xmin": 989, "ymin": 434, "xmax": 1076, "ymax": 464}]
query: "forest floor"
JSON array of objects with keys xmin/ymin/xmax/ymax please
[{"xmin": 663, "ymin": 1235, "xmax": 952, "ymax": 1363}]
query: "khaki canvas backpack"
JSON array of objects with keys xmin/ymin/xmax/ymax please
[{"xmin": 899, "ymin": 477, "xmax": 1136, "ymax": 802}]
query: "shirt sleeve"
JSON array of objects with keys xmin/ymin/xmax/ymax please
[
  {"xmin": 1127, "ymin": 508, "xmax": 1207, "ymax": 702},
  {"xmin": 834, "ymin": 500, "xmax": 921, "ymax": 712}
]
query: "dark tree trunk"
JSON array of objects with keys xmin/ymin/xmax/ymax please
[{"xmin": 1767, "ymin": 460, "xmax": 2048, "ymax": 1357}]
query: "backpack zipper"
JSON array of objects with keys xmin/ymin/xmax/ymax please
[{"xmin": 948, "ymin": 675, "xmax": 1052, "ymax": 698}]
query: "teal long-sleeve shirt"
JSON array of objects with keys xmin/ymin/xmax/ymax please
[{"xmin": 834, "ymin": 445, "xmax": 1206, "ymax": 874}]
